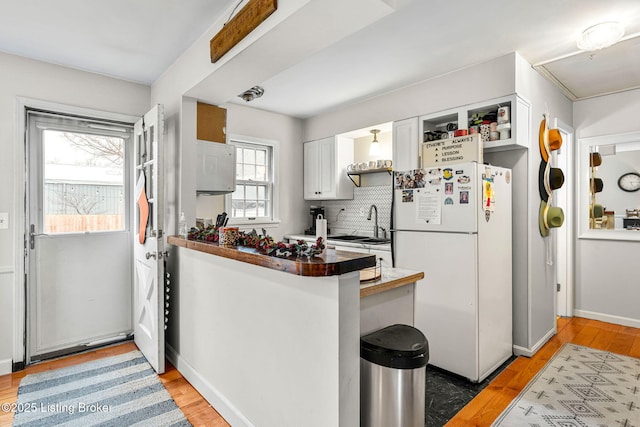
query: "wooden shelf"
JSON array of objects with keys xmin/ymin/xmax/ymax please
[{"xmin": 347, "ymin": 167, "xmax": 392, "ymax": 186}]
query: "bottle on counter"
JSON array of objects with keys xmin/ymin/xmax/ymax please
[{"xmin": 178, "ymin": 212, "xmax": 187, "ymax": 238}]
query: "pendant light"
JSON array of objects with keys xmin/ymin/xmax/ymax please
[{"xmin": 369, "ymin": 129, "xmax": 381, "ymax": 156}]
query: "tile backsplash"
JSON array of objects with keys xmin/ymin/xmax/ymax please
[{"xmin": 319, "ymin": 185, "xmax": 392, "ymax": 237}]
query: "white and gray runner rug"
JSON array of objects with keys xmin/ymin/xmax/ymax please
[
  {"xmin": 493, "ymin": 343, "xmax": 640, "ymax": 427},
  {"xmin": 12, "ymin": 350, "xmax": 191, "ymax": 426}
]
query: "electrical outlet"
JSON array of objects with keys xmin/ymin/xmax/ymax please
[
  {"xmin": 359, "ymin": 208, "xmax": 365, "ymax": 216},
  {"xmin": 0, "ymin": 212, "xmax": 8, "ymax": 229}
]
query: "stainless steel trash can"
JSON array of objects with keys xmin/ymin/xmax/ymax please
[{"xmin": 360, "ymin": 324, "xmax": 429, "ymax": 427}]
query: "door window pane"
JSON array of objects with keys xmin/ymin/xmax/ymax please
[{"xmin": 43, "ymin": 130, "xmax": 125, "ymax": 233}]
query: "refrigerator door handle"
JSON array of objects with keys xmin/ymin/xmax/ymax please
[{"xmin": 390, "ymin": 228, "xmax": 478, "ymax": 235}]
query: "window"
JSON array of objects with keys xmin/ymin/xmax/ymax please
[
  {"xmin": 227, "ymin": 137, "xmax": 278, "ymax": 223},
  {"xmin": 28, "ymin": 111, "xmax": 132, "ymax": 234}
]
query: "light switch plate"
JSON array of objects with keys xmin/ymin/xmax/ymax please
[{"xmin": 0, "ymin": 212, "xmax": 8, "ymax": 229}]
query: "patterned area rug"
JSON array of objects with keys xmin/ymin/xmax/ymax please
[
  {"xmin": 12, "ymin": 351, "xmax": 191, "ymax": 426},
  {"xmin": 493, "ymin": 343, "xmax": 640, "ymax": 427}
]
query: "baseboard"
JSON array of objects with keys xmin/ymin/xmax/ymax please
[
  {"xmin": 513, "ymin": 328, "xmax": 555, "ymax": 357},
  {"xmin": 574, "ymin": 309, "xmax": 640, "ymax": 329},
  {"xmin": 165, "ymin": 345, "xmax": 255, "ymax": 427},
  {"xmin": 0, "ymin": 358, "xmax": 12, "ymax": 376}
]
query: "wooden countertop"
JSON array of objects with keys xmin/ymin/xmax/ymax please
[
  {"xmin": 359, "ymin": 268, "xmax": 424, "ymax": 298},
  {"xmin": 168, "ymin": 236, "xmax": 376, "ymax": 277}
]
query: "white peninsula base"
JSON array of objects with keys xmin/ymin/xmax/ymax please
[{"xmin": 167, "ymin": 247, "xmax": 361, "ymax": 427}]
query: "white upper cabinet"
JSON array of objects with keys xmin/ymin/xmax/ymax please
[
  {"xmin": 419, "ymin": 94, "xmax": 531, "ymax": 153},
  {"xmin": 392, "ymin": 117, "xmax": 420, "ymax": 171},
  {"xmin": 304, "ymin": 136, "xmax": 354, "ymax": 200}
]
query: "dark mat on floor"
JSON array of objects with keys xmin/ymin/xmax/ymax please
[{"xmin": 425, "ymin": 356, "xmax": 516, "ymax": 427}]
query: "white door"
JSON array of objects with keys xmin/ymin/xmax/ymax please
[
  {"xmin": 133, "ymin": 105, "xmax": 166, "ymax": 374},
  {"xmin": 26, "ymin": 111, "xmax": 133, "ymax": 362}
]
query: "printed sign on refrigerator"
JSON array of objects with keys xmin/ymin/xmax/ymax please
[
  {"xmin": 421, "ymin": 134, "xmax": 483, "ymax": 167},
  {"xmin": 417, "ymin": 187, "xmax": 442, "ymax": 224}
]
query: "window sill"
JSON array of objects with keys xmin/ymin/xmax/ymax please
[{"xmin": 225, "ymin": 219, "xmax": 281, "ymax": 228}]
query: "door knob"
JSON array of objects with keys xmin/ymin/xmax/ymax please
[
  {"xmin": 145, "ymin": 252, "xmax": 156, "ymax": 260},
  {"xmin": 29, "ymin": 224, "xmax": 48, "ymax": 250}
]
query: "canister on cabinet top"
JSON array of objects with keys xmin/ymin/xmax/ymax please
[{"xmin": 497, "ymin": 106, "xmax": 510, "ymax": 124}]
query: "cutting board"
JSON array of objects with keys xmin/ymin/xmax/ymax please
[{"xmin": 360, "ymin": 267, "xmax": 381, "ymax": 282}]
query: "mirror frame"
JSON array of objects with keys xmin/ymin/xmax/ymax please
[{"xmin": 578, "ymin": 130, "xmax": 640, "ymax": 241}]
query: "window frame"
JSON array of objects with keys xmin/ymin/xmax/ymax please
[
  {"xmin": 225, "ymin": 135, "xmax": 280, "ymax": 227},
  {"xmin": 27, "ymin": 111, "xmax": 133, "ymax": 235}
]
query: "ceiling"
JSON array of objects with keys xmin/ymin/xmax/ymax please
[{"xmin": 2, "ymin": 0, "xmax": 640, "ymax": 119}]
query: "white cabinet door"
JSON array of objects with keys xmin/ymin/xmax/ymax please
[
  {"xmin": 304, "ymin": 137, "xmax": 333, "ymax": 199},
  {"xmin": 303, "ymin": 141, "xmax": 320, "ymax": 199},
  {"xmin": 303, "ymin": 136, "xmax": 353, "ymax": 200},
  {"xmin": 318, "ymin": 137, "xmax": 336, "ymax": 198},
  {"xmin": 392, "ymin": 117, "xmax": 419, "ymax": 171}
]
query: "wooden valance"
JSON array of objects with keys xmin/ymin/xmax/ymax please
[{"xmin": 210, "ymin": 0, "xmax": 277, "ymax": 63}]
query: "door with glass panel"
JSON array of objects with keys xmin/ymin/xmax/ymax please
[{"xmin": 26, "ymin": 110, "xmax": 133, "ymax": 362}]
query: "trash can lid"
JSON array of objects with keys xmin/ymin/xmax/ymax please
[{"xmin": 360, "ymin": 324, "xmax": 429, "ymax": 369}]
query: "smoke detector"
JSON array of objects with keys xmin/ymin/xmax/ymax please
[{"xmin": 238, "ymin": 86, "xmax": 264, "ymax": 102}]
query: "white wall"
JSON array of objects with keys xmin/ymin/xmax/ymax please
[
  {"xmin": 303, "ymin": 53, "xmax": 516, "ymax": 141},
  {"xmin": 0, "ymin": 51, "xmax": 150, "ymax": 373},
  {"xmin": 573, "ymin": 88, "xmax": 640, "ymax": 327},
  {"xmin": 353, "ymin": 131, "xmax": 392, "ymax": 164},
  {"xmin": 303, "ymin": 52, "xmax": 572, "ymax": 355},
  {"xmin": 512, "ymin": 54, "xmax": 573, "ymax": 352},
  {"xmin": 168, "ymin": 97, "xmax": 307, "ymax": 243}
]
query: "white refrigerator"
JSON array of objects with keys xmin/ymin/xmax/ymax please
[{"xmin": 392, "ymin": 162, "xmax": 512, "ymax": 382}]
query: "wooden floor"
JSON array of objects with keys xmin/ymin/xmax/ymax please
[
  {"xmin": 0, "ymin": 342, "xmax": 229, "ymax": 427},
  {"xmin": 1, "ymin": 317, "xmax": 638, "ymax": 427},
  {"xmin": 446, "ymin": 316, "xmax": 640, "ymax": 426}
]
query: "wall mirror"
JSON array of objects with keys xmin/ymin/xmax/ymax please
[{"xmin": 579, "ymin": 131, "xmax": 640, "ymax": 241}]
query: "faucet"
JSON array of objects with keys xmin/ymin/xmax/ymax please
[{"xmin": 367, "ymin": 204, "xmax": 379, "ymax": 238}]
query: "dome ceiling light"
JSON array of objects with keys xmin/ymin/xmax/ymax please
[{"xmin": 577, "ymin": 21, "xmax": 625, "ymax": 51}]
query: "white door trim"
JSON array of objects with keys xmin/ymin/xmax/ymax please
[
  {"xmin": 554, "ymin": 118, "xmax": 575, "ymax": 318},
  {"xmin": 13, "ymin": 97, "xmax": 139, "ymax": 366}
]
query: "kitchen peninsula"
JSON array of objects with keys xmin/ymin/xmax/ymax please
[{"xmin": 166, "ymin": 236, "xmax": 423, "ymax": 427}]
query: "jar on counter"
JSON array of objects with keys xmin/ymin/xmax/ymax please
[{"xmin": 219, "ymin": 227, "xmax": 239, "ymax": 248}]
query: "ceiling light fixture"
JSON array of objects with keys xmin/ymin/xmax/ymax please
[
  {"xmin": 577, "ymin": 21, "xmax": 625, "ymax": 51},
  {"xmin": 369, "ymin": 129, "xmax": 381, "ymax": 156},
  {"xmin": 238, "ymin": 85, "xmax": 264, "ymax": 102}
]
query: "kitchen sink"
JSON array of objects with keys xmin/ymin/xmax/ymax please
[
  {"xmin": 328, "ymin": 235, "xmax": 391, "ymax": 245},
  {"xmin": 359, "ymin": 238, "xmax": 391, "ymax": 245},
  {"xmin": 329, "ymin": 235, "xmax": 370, "ymax": 241}
]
